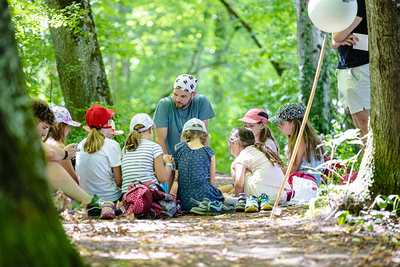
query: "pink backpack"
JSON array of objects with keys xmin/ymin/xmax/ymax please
[{"xmin": 122, "ymin": 182, "xmax": 162, "ymax": 219}]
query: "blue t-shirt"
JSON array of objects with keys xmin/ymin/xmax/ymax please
[{"xmin": 153, "ymin": 94, "xmax": 215, "ymax": 158}]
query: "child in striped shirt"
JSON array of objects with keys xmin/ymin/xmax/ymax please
[{"xmin": 121, "ymin": 113, "xmax": 174, "ymax": 194}]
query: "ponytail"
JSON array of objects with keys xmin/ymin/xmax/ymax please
[
  {"xmin": 229, "ymin": 127, "xmax": 283, "ymax": 166},
  {"xmin": 124, "ymin": 124, "xmax": 145, "ymax": 153},
  {"xmin": 254, "ymin": 142, "xmax": 284, "ymax": 167},
  {"xmin": 84, "ymin": 127, "xmax": 105, "ymax": 154}
]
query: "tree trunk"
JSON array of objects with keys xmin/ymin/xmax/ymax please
[
  {"xmin": 0, "ymin": 1, "xmax": 83, "ymax": 265},
  {"xmin": 366, "ymin": 0, "xmax": 400, "ymax": 196},
  {"xmin": 296, "ymin": 0, "xmax": 331, "ymax": 134},
  {"xmin": 46, "ymin": 0, "xmax": 113, "ymax": 120}
]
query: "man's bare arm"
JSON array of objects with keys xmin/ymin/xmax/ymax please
[{"xmin": 155, "ymin": 127, "xmax": 169, "ymax": 155}]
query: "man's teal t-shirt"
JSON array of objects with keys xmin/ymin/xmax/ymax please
[{"xmin": 153, "ymin": 94, "xmax": 215, "ymax": 158}]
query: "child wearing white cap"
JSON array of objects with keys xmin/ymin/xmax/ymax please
[
  {"xmin": 174, "ymin": 118, "xmax": 224, "ymax": 212},
  {"xmin": 44, "ymin": 106, "xmax": 81, "ymax": 184},
  {"xmin": 121, "ymin": 113, "xmax": 175, "ymax": 194}
]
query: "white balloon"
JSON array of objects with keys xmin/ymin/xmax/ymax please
[{"xmin": 308, "ymin": 0, "xmax": 358, "ymax": 33}]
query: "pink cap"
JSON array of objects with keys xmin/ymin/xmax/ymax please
[
  {"xmin": 51, "ymin": 106, "xmax": 81, "ymax": 127},
  {"xmin": 238, "ymin": 109, "xmax": 269, "ymax": 124}
]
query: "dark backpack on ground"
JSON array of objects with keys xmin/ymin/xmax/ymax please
[{"xmin": 141, "ymin": 181, "xmax": 180, "ymax": 218}]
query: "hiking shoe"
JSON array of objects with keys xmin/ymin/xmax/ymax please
[
  {"xmin": 100, "ymin": 202, "xmax": 116, "ymax": 219},
  {"xmin": 235, "ymin": 193, "xmax": 246, "ymax": 212},
  {"xmin": 190, "ymin": 198, "xmax": 223, "ymax": 215},
  {"xmin": 115, "ymin": 201, "xmax": 126, "ymax": 216},
  {"xmin": 221, "ymin": 202, "xmax": 236, "ymax": 214},
  {"xmin": 245, "ymin": 196, "xmax": 259, "ymax": 213},
  {"xmin": 87, "ymin": 195, "xmax": 102, "ymax": 217},
  {"xmin": 258, "ymin": 193, "xmax": 272, "ymax": 210}
]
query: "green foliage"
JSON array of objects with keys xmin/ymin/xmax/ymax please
[
  {"xmin": 334, "ymin": 194, "xmax": 400, "ymax": 233},
  {"xmin": 14, "ymin": 0, "xmax": 354, "ymax": 173},
  {"xmin": 10, "ymin": 0, "xmax": 89, "ymax": 105}
]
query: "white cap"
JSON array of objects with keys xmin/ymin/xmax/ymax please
[
  {"xmin": 130, "ymin": 113, "xmax": 154, "ymax": 133},
  {"xmin": 173, "ymin": 74, "xmax": 198, "ymax": 93},
  {"xmin": 182, "ymin": 118, "xmax": 207, "ymax": 133}
]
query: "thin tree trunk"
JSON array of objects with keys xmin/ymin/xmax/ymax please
[
  {"xmin": 296, "ymin": 0, "xmax": 331, "ymax": 134},
  {"xmin": 366, "ymin": 0, "xmax": 400, "ymax": 195},
  {"xmin": 0, "ymin": 1, "xmax": 83, "ymax": 265},
  {"xmin": 46, "ymin": 0, "xmax": 113, "ymax": 120}
]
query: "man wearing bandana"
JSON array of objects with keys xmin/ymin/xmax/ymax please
[{"xmin": 153, "ymin": 74, "xmax": 215, "ymax": 158}]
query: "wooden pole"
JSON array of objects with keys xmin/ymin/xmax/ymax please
[{"xmin": 270, "ymin": 34, "xmax": 328, "ymax": 219}]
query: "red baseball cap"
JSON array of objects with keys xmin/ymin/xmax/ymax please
[
  {"xmin": 85, "ymin": 104, "xmax": 115, "ymax": 129},
  {"xmin": 238, "ymin": 109, "xmax": 269, "ymax": 124}
]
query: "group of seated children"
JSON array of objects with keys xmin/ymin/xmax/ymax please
[{"xmin": 33, "ymin": 99, "xmax": 326, "ymax": 218}]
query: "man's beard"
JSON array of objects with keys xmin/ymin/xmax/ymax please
[{"xmin": 174, "ymin": 99, "xmax": 192, "ymax": 110}]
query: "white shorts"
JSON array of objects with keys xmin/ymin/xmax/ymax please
[{"xmin": 336, "ymin": 64, "xmax": 370, "ymax": 114}]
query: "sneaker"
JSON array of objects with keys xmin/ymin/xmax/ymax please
[
  {"xmin": 245, "ymin": 196, "xmax": 259, "ymax": 213},
  {"xmin": 221, "ymin": 201, "xmax": 236, "ymax": 214},
  {"xmin": 258, "ymin": 193, "xmax": 273, "ymax": 210},
  {"xmin": 115, "ymin": 201, "xmax": 126, "ymax": 217},
  {"xmin": 86, "ymin": 195, "xmax": 102, "ymax": 217},
  {"xmin": 235, "ymin": 193, "xmax": 246, "ymax": 212},
  {"xmin": 190, "ymin": 198, "xmax": 225, "ymax": 215},
  {"xmin": 100, "ymin": 202, "xmax": 116, "ymax": 219}
]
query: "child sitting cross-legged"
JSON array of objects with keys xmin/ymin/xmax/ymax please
[
  {"xmin": 220, "ymin": 127, "xmax": 291, "ymax": 213},
  {"xmin": 175, "ymin": 118, "xmax": 234, "ymax": 215},
  {"xmin": 121, "ymin": 113, "xmax": 175, "ymax": 194}
]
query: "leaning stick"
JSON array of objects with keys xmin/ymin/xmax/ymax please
[{"xmin": 270, "ymin": 34, "xmax": 328, "ymax": 219}]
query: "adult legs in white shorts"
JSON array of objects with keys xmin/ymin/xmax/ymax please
[{"xmin": 336, "ymin": 64, "xmax": 370, "ymax": 141}]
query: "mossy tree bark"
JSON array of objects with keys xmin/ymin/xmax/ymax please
[
  {"xmin": 365, "ymin": 0, "xmax": 400, "ymax": 196},
  {"xmin": 0, "ymin": 1, "xmax": 84, "ymax": 265},
  {"xmin": 46, "ymin": 0, "xmax": 113, "ymax": 120},
  {"xmin": 296, "ymin": 0, "xmax": 331, "ymax": 134}
]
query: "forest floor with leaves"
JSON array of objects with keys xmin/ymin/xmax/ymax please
[{"xmin": 63, "ymin": 173, "xmax": 400, "ymax": 267}]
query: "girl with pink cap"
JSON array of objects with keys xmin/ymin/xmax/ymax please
[
  {"xmin": 238, "ymin": 108, "xmax": 279, "ymax": 153},
  {"xmin": 44, "ymin": 106, "xmax": 81, "ymax": 184},
  {"xmin": 75, "ymin": 104, "xmax": 123, "ymax": 206}
]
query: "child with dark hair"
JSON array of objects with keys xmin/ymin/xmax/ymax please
[
  {"xmin": 222, "ymin": 127, "xmax": 290, "ymax": 212},
  {"xmin": 31, "ymin": 99, "xmax": 56, "ymax": 137},
  {"xmin": 175, "ymin": 118, "xmax": 224, "ymax": 212},
  {"xmin": 269, "ymin": 103, "xmax": 327, "ymax": 185},
  {"xmin": 30, "ymin": 99, "xmax": 94, "ymax": 206}
]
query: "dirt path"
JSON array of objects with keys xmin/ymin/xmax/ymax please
[{"xmin": 63, "ymin": 174, "xmax": 400, "ymax": 266}]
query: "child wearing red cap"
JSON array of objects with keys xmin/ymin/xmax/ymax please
[
  {"xmin": 75, "ymin": 104, "xmax": 122, "ymax": 203},
  {"xmin": 238, "ymin": 108, "xmax": 279, "ymax": 153}
]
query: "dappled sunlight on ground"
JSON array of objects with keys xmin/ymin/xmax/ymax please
[{"xmin": 62, "ymin": 174, "xmax": 400, "ymax": 266}]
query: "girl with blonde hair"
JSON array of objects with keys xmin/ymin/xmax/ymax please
[
  {"xmin": 75, "ymin": 104, "xmax": 122, "ymax": 203},
  {"xmin": 121, "ymin": 113, "xmax": 174, "ymax": 194}
]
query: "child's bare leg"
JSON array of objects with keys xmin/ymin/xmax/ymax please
[
  {"xmin": 46, "ymin": 161, "xmax": 92, "ymax": 204},
  {"xmin": 218, "ymin": 184, "xmax": 233, "ymax": 193}
]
